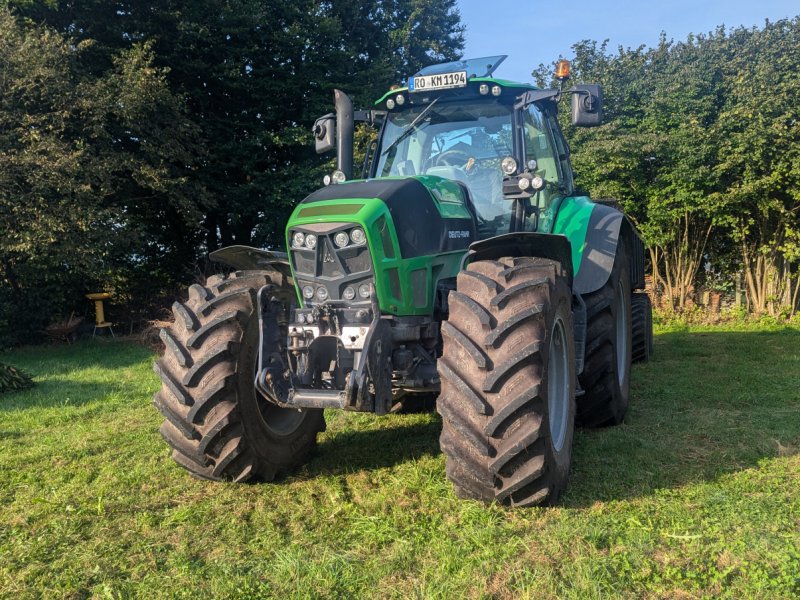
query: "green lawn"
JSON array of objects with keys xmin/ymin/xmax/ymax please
[{"xmin": 1, "ymin": 324, "xmax": 799, "ymax": 599}]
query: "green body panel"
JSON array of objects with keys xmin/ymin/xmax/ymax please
[
  {"xmin": 285, "ymin": 186, "xmax": 466, "ymax": 316},
  {"xmin": 551, "ymin": 196, "xmax": 595, "ymax": 276},
  {"xmin": 412, "ymin": 175, "xmax": 473, "ymax": 219}
]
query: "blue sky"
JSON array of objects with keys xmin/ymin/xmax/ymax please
[{"xmin": 458, "ymin": 0, "xmax": 799, "ymax": 83}]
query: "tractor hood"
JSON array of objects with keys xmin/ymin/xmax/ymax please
[
  {"xmin": 285, "ymin": 175, "xmax": 474, "ymax": 316},
  {"xmin": 295, "ymin": 176, "xmax": 476, "ymax": 259}
]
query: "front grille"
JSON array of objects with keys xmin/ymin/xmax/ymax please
[{"xmin": 289, "ymin": 223, "xmax": 374, "ymax": 305}]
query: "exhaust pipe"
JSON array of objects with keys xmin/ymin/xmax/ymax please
[{"xmin": 334, "ymin": 89, "xmax": 354, "ymax": 180}]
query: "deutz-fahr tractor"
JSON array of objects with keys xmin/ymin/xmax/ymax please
[{"xmin": 153, "ymin": 55, "xmax": 653, "ymax": 507}]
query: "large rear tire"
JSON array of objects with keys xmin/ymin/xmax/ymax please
[
  {"xmin": 437, "ymin": 257, "xmax": 576, "ymax": 507},
  {"xmin": 631, "ymin": 292, "xmax": 653, "ymax": 363},
  {"xmin": 152, "ymin": 270, "xmax": 325, "ymax": 482},
  {"xmin": 577, "ymin": 244, "xmax": 632, "ymax": 427}
]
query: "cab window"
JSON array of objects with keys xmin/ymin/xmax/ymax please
[{"xmin": 522, "ymin": 105, "xmax": 563, "ymax": 231}]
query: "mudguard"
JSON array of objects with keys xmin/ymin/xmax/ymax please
[
  {"xmin": 572, "ymin": 205, "xmax": 645, "ymax": 295},
  {"xmin": 209, "ymin": 245, "xmax": 294, "ymax": 287},
  {"xmin": 463, "ymin": 203, "xmax": 645, "ymax": 296},
  {"xmin": 462, "ymin": 232, "xmax": 574, "ymax": 287}
]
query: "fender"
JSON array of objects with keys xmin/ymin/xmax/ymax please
[
  {"xmin": 552, "ymin": 198, "xmax": 645, "ymax": 295},
  {"xmin": 209, "ymin": 245, "xmax": 294, "ymax": 286},
  {"xmin": 571, "ymin": 204, "xmax": 645, "ymax": 295},
  {"xmin": 462, "ymin": 232, "xmax": 574, "ymax": 287}
]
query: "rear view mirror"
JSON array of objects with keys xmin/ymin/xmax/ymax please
[
  {"xmin": 570, "ymin": 84, "xmax": 603, "ymax": 127},
  {"xmin": 313, "ymin": 113, "xmax": 336, "ymax": 154}
]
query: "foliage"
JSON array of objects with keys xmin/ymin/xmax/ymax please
[
  {"xmin": 0, "ymin": 362, "xmax": 33, "ymax": 393},
  {"xmin": 1, "ymin": 330, "xmax": 799, "ymax": 596}
]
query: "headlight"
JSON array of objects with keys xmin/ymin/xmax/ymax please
[
  {"xmin": 316, "ymin": 286, "xmax": 329, "ymax": 301},
  {"xmin": 342, "ymin": 286, "xmax": 356, "ymax": 301},
  {"xmin": 358, "ymin": 283, "xmax": 371, "ymax": 299},
  {"xmin": 395, "ymin": 94, "xmax": 405, "ymax": 106},
  {"xmin": 331, "ymin": 170, "xmax": 346, "ymax": 184},
  {"xmin": 302, "ymin": 285, "xmax": 315, "ymax": 299},
  {"xmin": 350, "ymin": 228, "xmax": 366, "ymax": 245},
  {"xmin": 292, "ymin": 231, "xmax": 306, "ymax": 248},
  {"xmin": 304, "ymin": 234, "xmax": 317, "ymax": 249},
  {"xmin": 491, "ymin": 85, "xmax": 502, "ymax": 96},
  {"xmin": 501, "ymin": 156, "xmax": 517, "ymax": 175},
  {"xmin": 334, "ymin": 231, "xmax": 350, "ymax": 248},
  {"xmin": 386, "ymin": 98, "xmax": 395, "ymax": 110},
  {"xmin": 479, "ymin": 84, "xmax": 489, "ymax": 95}
]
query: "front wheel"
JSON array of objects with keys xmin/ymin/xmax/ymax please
[
  {"xmin": 152, "ymin": 270, "xmax": 325, "ymax": 482},
  {"xmin": 437, "ymin": 257, "xmax": 576, "ymax": 507}
]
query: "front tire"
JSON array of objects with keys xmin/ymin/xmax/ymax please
[
  {"xmin": 437, "ymin": 257, "xmax": 576, "ymax": 507},
  {"xmin": 152, "ymin": 270, "xmax": 325, "ymax": 482}
]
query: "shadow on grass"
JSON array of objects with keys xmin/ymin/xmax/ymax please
[
  {"xmin": 0, "ymin": 377, "xmax": 141, "ymax": 412},
  {"xmin": 2, "ymin": 339, "xmax": 154, "ymax": 378},
  {"xmin": 563, "ymin": 328, "xmax": 800, "ymax": 506},
  {"xmin": 297, "ymin": 417, "xmax": 443, "ymax": 478}
]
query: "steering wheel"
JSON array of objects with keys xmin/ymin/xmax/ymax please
[{"xmin": 434, "ymin": 149, "xmax": 472, "ymax": 169}]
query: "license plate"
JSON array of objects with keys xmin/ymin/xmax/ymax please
[{"xmin": 409, "ymin": 71, "xmax": 467, "ymax": 93}]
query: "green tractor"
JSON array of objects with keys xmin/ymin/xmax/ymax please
[{"xmin": 153, "ymin": 55, "xmax": 653, "ymax": 507}]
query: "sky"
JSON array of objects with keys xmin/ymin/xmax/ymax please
[{"xmin": 458, "ymin": 0, "xmax": 799, "ymax": 83}]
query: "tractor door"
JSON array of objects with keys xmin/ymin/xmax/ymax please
[{"xmin": 519, "ymin": 103, "xmax": 573, "ymax": 233}]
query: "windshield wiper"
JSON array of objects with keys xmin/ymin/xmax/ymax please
[{"xmin": 381, "ymin": 98, "xmax": 440, "ymax": 157}]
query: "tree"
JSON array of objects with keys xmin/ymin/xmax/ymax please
[
  {"xmin": 713, "ymin": 19, "xmax": 800, "ymax": 316},
  {"xmin": 8, "ymin": 0, "xmax": 464, "ymax": 251},
  {"xmin": 0, "ymin": 9, "xmax": 195, "ymax": 344}
]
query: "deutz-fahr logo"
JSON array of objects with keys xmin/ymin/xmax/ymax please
[
  {"xmin": 323, "ymin": 246, "xmax": 335, "ymax": 263},
  {"xmin": 448, "ymin": 230, "xmax": 471, "ymax": 239}
]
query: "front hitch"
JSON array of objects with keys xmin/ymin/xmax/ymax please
[{"xmin": 254, "ymin": 287, "xmax": 394, "ymax": 414}]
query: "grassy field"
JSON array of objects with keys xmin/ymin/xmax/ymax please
[{"xmin": 1, "ymin": 324, "xmax": 799, "ymax": 599}]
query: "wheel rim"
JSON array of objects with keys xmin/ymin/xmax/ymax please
[
  {"xmin": 253, "ymin": 359, "xmax": 306, "ymax": 437},
  {"xmin": 616, "ymin": 280, "xmax": 629, "ymax": 386},
  {"xmin": 548, "ymin": 317, "xmax": 569, "ymax": 453},
  {"xmin": 258, "ymin": 400, "xmax": 306, "ymax": 437}
]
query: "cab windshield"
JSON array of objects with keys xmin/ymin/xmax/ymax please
[{"xmin": 374, "ymin": 99, "xmax": 513, "ymax": 224}]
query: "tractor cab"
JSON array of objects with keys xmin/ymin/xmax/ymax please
[{"xmin": 314, "ymin": 55, "xmax": 603, "ymax": 239}]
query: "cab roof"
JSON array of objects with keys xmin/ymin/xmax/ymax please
[{"xmin": 374, "ymin": 54, "xmax": 539, "ymax": 105}]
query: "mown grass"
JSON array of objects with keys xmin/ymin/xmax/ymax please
[{"xmin": 1, "ymin": 324, "xmax": 799, "ymax": 599}]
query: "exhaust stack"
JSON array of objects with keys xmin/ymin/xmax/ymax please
[{"xmin": 334, "ymin": 89, "xmax": 354, "ymax": 180}]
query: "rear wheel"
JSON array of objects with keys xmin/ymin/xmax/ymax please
[
  {"xmin": 631, "ymin": 292, "xmax": 653, "ymax": 363},
  {"xmin": 152, "ymin": 270, "xmax": 325, "ymax": 482},
  {"xmin": 437, "ymin": 257, "xmax": 576, "ymax": 507},
  {"xmin": 577, "ymin": 244, "xmax": 632, "ymax": 427}
]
